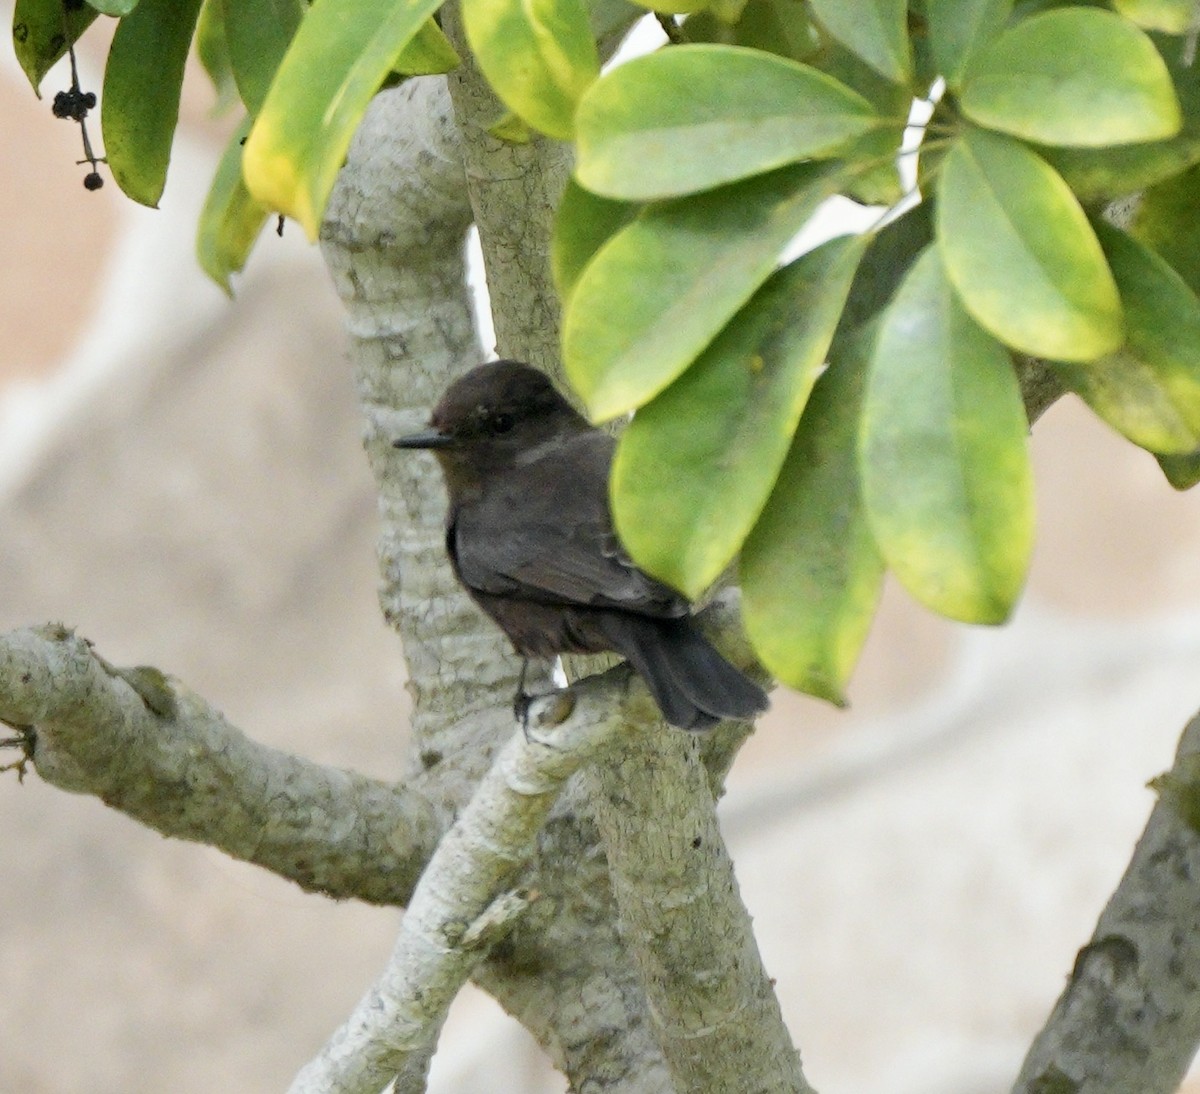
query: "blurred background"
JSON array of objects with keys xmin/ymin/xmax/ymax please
[{"xmin": 5, "ymin": 17, "xmax": 1200, "ymax": 1093}]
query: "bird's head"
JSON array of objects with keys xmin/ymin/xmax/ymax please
[{"xmin": 393, "ymin": 361, "xmax": 590, "ymax": 485}]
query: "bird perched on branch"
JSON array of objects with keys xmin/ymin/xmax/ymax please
[{"xmin": 393, "ymin": 360, "xmax": 768, "ymax": 731}]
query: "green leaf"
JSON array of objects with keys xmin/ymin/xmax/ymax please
[
  {"xmin": 242, "ymin": 0, "xmax": 443, "ymax": 238},
  {"xmin": 551, "ymin": 177, "xmax": 639, "ymax": 302},
  {"xmin": 936, "ymin": 127, "xmax": 1123, "ymax": 361},
  {"xmin": 740, "ymin": 324, "xmax": 885, "ymax": 703},
  {"xmin": 394, "ymin": 18, "xmax": 460, "ymax": 74},
  {"xmin": 926, "ymin": 0, "xmax": 1011, "ymax": 86},
  {"xmin": 804, "ymin": 38, "xmax": 910, "ymax": 204},
  {"xmin": 101, "ymin": 0, "xmax": 205, "ymax": 206},
  {"xmin": 808, "ymin": 0, "xmax": 911, "ymax": 84},
  {"xmin": 1036, "ymin": 32, "xmax": 1200, "ymax": 200},
  {"xmin": 13, "ymin": 0, "xmax": 98, "ymax": 93},
  {"xmin": 1054, "ymin": 222, "xmax": 1200, "ymax": 455},
  {"xmin": 197, "ymin": 117, "xmax": 270, "ymax": 294},
  {"xmin": 1113, "ymin": 0, "xmax": 1198, "ymax": 33},
  {"xmin": 860, "ymin": 247, "xmax": 1034, "ymax": 624},
  {"xmin": 486, "ymin": 110, "xmax": 533, "ymax": 143},
  {"xmin": 563, "ymin": 163, "xmax": 838, "ymax": 421},
  {"xmin": 222, "ymin": 0, "xmax": 302, "ymax": 115},
  {"xmin": 1157, "ymin": 449, "xmax": 1200, "ymax": 490},
  {"xmin": 610, "ymin": 235, "xmax": 868, "ymax": 597},
  {"xmin": 575, "ymin": 45, "xmax": 877, "ymax": 200},
  {"xmin": 196, "ymin": 0, "xmax": 239, "ymax": 113},
  {"xmin": 959, "ymin": 8, "xmax": 1180, "ymax": 147},
  {"xmin": 836, "ymin": 199, "xmax": 934, "ymax": 338},
  {"xmin": 1134, "ymin": 163, "xmax": 1200, "ymax": 297},
  {"xmin": 462, "ymin": 0, "xmax": 598, "ymax": 140}
]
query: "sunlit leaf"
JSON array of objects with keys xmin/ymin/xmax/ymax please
[
  {"xmin": 960, "ymin": 7, "xmax": 1180, "ymax": 146},
  {"xmin": 101, "ymin": 0, "xmax": 204, "ymax": 206},
  {"xmin": 564, "ymin": 163, "xmax": 838, "ymax": 421},
  {"xmin": 243, "ymin": 0, "xmax": 443, "ymax": 238},
  {"xmin": 462, "ymin": 0, "xmax": 598, "ymax": 139},
  {"xmin": 937, "ymin": 127, "xmax": 1122, "ymax": 361},
  {"xmin": 1054, "ymin": 222, "xmax": 1200, "ymax": 455},
  {"xmin": 1113, "ymin": 0, "xmax": 1198, "ymax": 33},
  {"xmin": 740, "ymin": 323, "xmax": 884, "ymax": 703},
  {"xmin": 808, "ymin": 0, "xmax": 911, "ymax": 84},
  {"xmin": 611, "ymin": 235, "xmax": 867, "ymax": 597},
  {"xmin": 575, "ymin": 45, "xmax": 877, "ymax": 200},
  {"xmin": 860, "ymin": 247, "xmax": 1033, "ymax": 624}
]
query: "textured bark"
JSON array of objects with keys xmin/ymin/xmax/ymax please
[
  {"xmin": 1013, "ymin": 711, "xmax": 1200, "ymax": 1094},
  {"xmin": 0, "ymin": 624, "xmax": 439, "ymax": 903}
]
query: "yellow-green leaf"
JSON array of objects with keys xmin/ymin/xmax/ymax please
[
  {"xmin": 959, "ymin": 8, "xmax": 1180, "ymax": 147},
  {"xmin": 197, "ymin": 116, "xmax": 270, "ymax": 293},
  {"xmin": 242, "ymin": 0, "xmax": 443, "ymax": 238},
  {"xmin": 740, "ymin": 323, "xmax": 884, "ymax": 703},
  {"xmin": 574, "ymin": 44, "xmax": 878, "ymax": 200},
  {"xmin": 808, "ymin": 0, "xmax": 911, "ymax": 84},
  {"xmin": 563, "ymin": 163, "xmax": 838, "ymax": 421},
  {"xmin": 1054, "ymin": 222, "xmax": 1200, "ymax": 455},
  {"xmin": 860, "ymin": 247, "xmax": 1033, "ymax": 624},
  {"xmin": 462, "ymin": 0, "xmax": 598, "ymax": 139},
  {"xmin": 937, "ymin": 127, "xmax": 1123, "ymax": 361},
  {"xmin": 610, "ymin": 235, "xmax": 868, "ymax": 597},
  {"xmin": 551, "ymin": 177, "xmax": 639, "ymax": 303}
]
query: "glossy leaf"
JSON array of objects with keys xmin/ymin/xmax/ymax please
[
  {"xmin": 681, "ymin": 0, "xmax": 818, "ymax": 60},
  {"xmin": 462, "ymin": 0, "xmax": 598, "ymax": 140},
  {"xmin": 1037, "ymin": 32, "xmax": 1200, "ymax": 200},
  {"xmin": 13, "ymin": 0, "xmax": 98, "ymax": 93},
  {"xmin": 575, "ymin": 45, "xmax": 877, "ymax": 200},
  {"xmin": 1113, "ymin": 0, "xmax": 1197, "ymax": 33},
  {"xmin": 563, "ymin": 163, "xmax": 838, "ymax": 421},
  {"xmin": 242, "ymin": 0, "xmax": 443, "ymax": 238},
  {"xmin": 860, "ymin": 247, "xmax": 1033, "ymax": 624},
  {"xmin": 222, "ymin": 0, "xmax": 301, "ymax": 115},
  {"xmin": 808, "ymin": 0, "xmax": 911, "ymax": 84},
  {"xmin": 610, "ymin": 235, "xmax": 868, "ymax": 598},
  {"xmin": 740, "ymin": 323, "xmax": 884, "ymax": 704},
  {"xmin": 927, "ymin": 0, "xmax": 1011, "ymax": 86},
  {"xmin": 960, "ymin": 8, "xmax": 1180, "ymax": 147},
  {"xmin": 197, "ymin": 117, "xmax": 270, "ymax": 294},
  {"xmin": 1054, "ymin": 223, "xmax": 1200, "ymax": 455},
  {"xmin": 1134, "ymin": 163, "xmax": 1200, "ymax": 296},
  {"xmin": 101, "ymin": 0, "xmax": 204, "ymax": 206},
  {"xmin": 551, "ymin": 178, "xmax": 639, "ymax": 302},
  {"xmin": 937, "ymin": 127, "xmax": 1122, "ymax": 361}
]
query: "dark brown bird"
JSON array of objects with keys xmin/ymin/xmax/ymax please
[{"xmin": 392, "ymin": 360, "xmax": 768, "ymax": 730}]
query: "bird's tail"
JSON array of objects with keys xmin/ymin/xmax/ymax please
[{"xmin": 600, "ymin": 615, "xmax": 769, "ymax": 731}]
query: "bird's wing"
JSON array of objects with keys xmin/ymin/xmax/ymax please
[{"xmin": 452, "ymin": 432, "xmax": 688, "ymax": 618}]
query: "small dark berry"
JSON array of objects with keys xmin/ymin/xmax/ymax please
[{"xmin": 83, "ymin": 171, "xmax": 104, "ymax": 191}]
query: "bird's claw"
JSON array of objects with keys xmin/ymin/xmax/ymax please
[{"xmin": 0, "ymin": 722, "xmax": 37, "ymax": 783}]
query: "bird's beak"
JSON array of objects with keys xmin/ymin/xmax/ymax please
[{"xmin": 393, "ymin": 428, "xmax": 455, "ymax": 450}]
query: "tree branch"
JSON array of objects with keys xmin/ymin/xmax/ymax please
[
  {"xmin": 289, "ymin": 671, "xmax": 658, "ymax": 1093},
  {"xmin": 1014, "ymin": 710, "xmax": 1200, "ymax": 1093},
  {"xmin": 0, "ymin": 624, "xmax": 439, "ymax": 903}
]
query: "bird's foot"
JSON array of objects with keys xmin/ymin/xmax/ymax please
[{"xmin": 0, "ymin": 722, "xmax": 37, "ymax": 783}]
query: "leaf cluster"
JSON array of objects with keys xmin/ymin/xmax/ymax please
[{"xmin": 14, "ymin": 0, "xmax": 1200, "ymax": 702}]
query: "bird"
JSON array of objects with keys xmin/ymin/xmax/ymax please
[{"xmin": 392, "ymin": 360, "xmax": 769, "ymax": 731}]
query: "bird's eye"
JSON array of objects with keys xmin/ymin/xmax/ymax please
[{"xmin": 491, "ymin": 413, "xmax": 514, "ymax": 434}]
